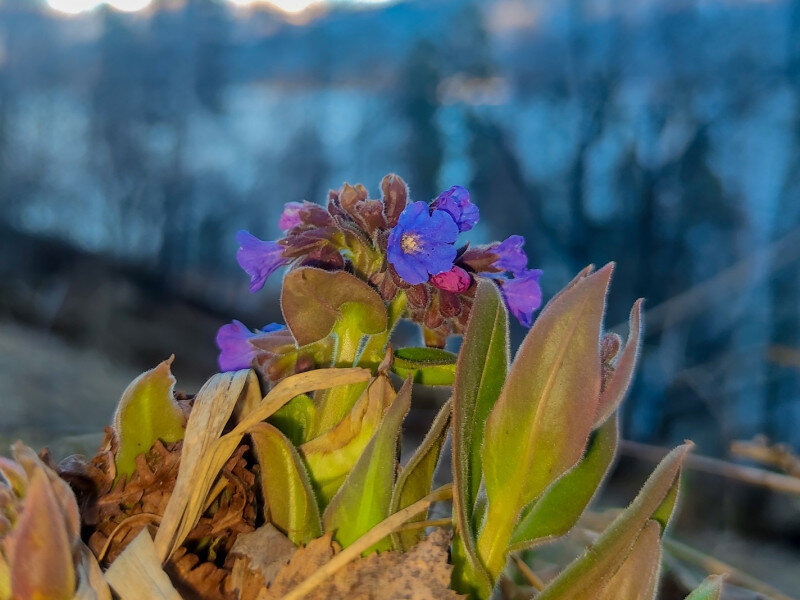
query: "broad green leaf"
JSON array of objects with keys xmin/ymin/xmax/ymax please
[
  {"xmin": 9, "ymin": 470, "xmax": 74, "ymax": 600},
  {"xmin": 536, "ymin": 443, "xmax": 691, "ymax": 600},
  {"xmin": 595, "ymin": 519, "xmax": 662, "ymax": 600},
  {"xmin": 478, "ymin": 265, "xmax": 612, "ymax": 577},
  {"xmin": 390, "ymin": 398, "xmax": 452, "ymax": 550},
  {"xmin": 450, "ymin": 280, "xmax": 508, "ymax": 597},
  {"xmin": 392, "ymin": 347, "xmax": 457, "ymax": 386},
  {"xmin": 281, "ymin": 268, "xmax": 387, "ymax": 348},
  {"xmin": 300, "ymin": 375, "xmax": 393, "ymax": 508},
  {"xmin": 322, "ymin": 378, "xmax": 411, "ymax": 551},
  {"xmin": 594, "ymin": 299, "xmax": 644, "ymax": 427},
  {"xmin": 684, "ymin": 575, "xmax": 725, "ymax": 600},
  {"xmin": 268, "ymin": 393, "xmax": 316, "ymax": 446},
  {"xmin": 509, "ymin": 415, "xmax": 619, "ymax": 551},
  {"xmin": 250, "ymin": 422, "xmax": 322, "ymax": 545},
  {"xmin": 113, "ymin": 358, "xmax": 185, "ymax": 480}
]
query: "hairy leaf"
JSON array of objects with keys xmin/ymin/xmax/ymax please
[
  {"xmin": 451, "ymin": 279, "xmax": 507, "ymax": 596},
  {"xmin": 390, "ymin": 398, "xmax": 452, "ymax": 550},
  {"xmin": 478, "ymin": 265, "xmax": 612, "ymax": 577},
  {"xmin": 392, "ymin": 347, "xmax": 457, "ymax": 386},
  {"xmin": 268, "ymin": 393, "xmax": 317, "ymax": 446},
  {"xmin": 594, "ymin": 299, "xmax": 644, "ymax": 427},
  {"xmin": 684, "ymin": 575, "xmax": 726, "ymax": 600},
  {"xmin": 322, "ymin": 379, "xmax": 411, "ymax": 551},
  {"xmin": 113, "ymin": 357, "xmax": 185, "ymax": 480},
  {"xmin": 8, "ymin": 470, "xmax": 75, "ymax": 600},
  {"xmin": 536, "ymin": 443, "xmax": 691, "ymax": 600},
  {"xmin": 281, "ymin": 268, "xmax": 387, "ymax": 347},
  {"xmin": 251, "ymin": 422, "xmax": 322, "ymax": 545},
  {"xmin": 300, "ymin": 375, "xmax": 394, "ymax": 507},
  {"xmin": 509, "ymin": 415, "xmax": 619, "ymax": 551},
  {"xmin": 595, "ymin": 519, "xmax": 662, "ymax": 600}
]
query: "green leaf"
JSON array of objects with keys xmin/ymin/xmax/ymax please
[
  {"xmin": 392, "ymin": 347, "xmax": 457, "ymax": 386},
  {"xmin": 113, "ymin": 357, "xmax": 185, "ymax": 480},
  {"xmin": 250, "ymin": 422, "xmax": 322, "ymax": 545},
  {"xmin": 281, "ymin": 267, "xmax": 387, "ymax": 348},
  {"xmin": 595, "ymin": 519, "xmax": 662, "ymax": 600},
  {"xmin": 268, "ymin": 394, "xmax": 316, "ymax": 446},
  {"xmin": 478, "ymin": 265, "xmax": 612, "ymax": 578},
  {"xmin": 536, "ymin": 443, "xmax": 692, "ymax": 600},
  {"xmin": 684, "ymin": 575, "xmax": 726, "ymax": 600},
  {"xmin": 451, "ymin": 279, "xmax": 508, "ymax": 597},
  {"xmin": 390, "ymin": 398, "xmax": 452, "ymax": 550},
  {"xmin": 300, "ymin": 375, "xmax": 393, "ymax": 508},
  {"xmin": 594, "ymin": 299, "xmax": 644, "ymax": 427},
  {"xmin": 509, "ymin": 415, "xmax": 619, "ymax": 551},
  {"xmin": 322, "ymin": 378, "xmax": 411, "ymax": 552}
]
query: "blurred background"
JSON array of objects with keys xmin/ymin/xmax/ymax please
[{"xmin": 0, "ymin": 0, "xmax": 799, "ymax": 596}]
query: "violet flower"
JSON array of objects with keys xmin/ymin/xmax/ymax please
[
  {"xmin": 236, "ymin": 230, "xmax": 289, "ymax": 293},
  {"xmin": 387, "ymin": 201, "xmax": 459, "ymax": 285},
  {"xmin": 431, "ymin": 186, "xmax": 479, "ymax": 232},
  {"xmin": 430, "ymin": 265, "xmax": 472, "ymax": 293},
  {"xmin": 500, "ymin": 269, "xmax": 543, "ymax": 327},
  {"xmin": 216, "ymin": 321, "xmax": 285, "ymax": 372},
  {"xmin": 279, "ymin": 202, "xmax": 304, "ymax": 231},
  {"xmin": 491, "ymin": 235, "xmax": 528, "ymax": 275}
]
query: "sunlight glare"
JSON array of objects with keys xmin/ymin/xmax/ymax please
[{"xmin": 47, "ymin": 0, "xmax": 152, "ymax": 13}]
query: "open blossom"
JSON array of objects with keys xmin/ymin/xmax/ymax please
[
  {"xmin": 500, "ymin": 269, "xmax": 543, "ymax": 327},
  {"xmin": 431, "ymin": 186, "xmax": 480, "ymax": 232},
  {"xmin": 236, "ymin": 230, "xmax": 289, "ymax": 293},
  {"xmin": 279, "ymin": 202, "xmax": 304, "ymax": 231},
  {"xmin": 430, "ymin": 265, "xmax": 472, "ymax": 293},
  {"xmin": 490, "ymin": 235, "xmax": 528, "ymax": 275},
  {"xmin": 216, "ymin": 320, "xmax": 285, "ymax": 371},
  {"xmin": 387, "ymin": 201, "xmax": 459, "ymax": 285}
]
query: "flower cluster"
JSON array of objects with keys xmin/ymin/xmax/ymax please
[{"xmin": 217, "ymin": 174, "xmax": 542, "ymax": 370}]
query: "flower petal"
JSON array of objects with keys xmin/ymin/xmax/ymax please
[{"xmin": 500, "ymin": 269, "xmax": 543, "ymax": 327}]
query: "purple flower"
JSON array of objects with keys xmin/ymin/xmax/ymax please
[
  {"xmin": 431, "ymin": 186, "xmax": 479, "ymax": 232},
  {"xmin": 491, "ymin": 235, "xmax": 528, "ymax": 275},
  {"xmin": 216, "ymin": 321, "xmax": 285, "ymax": 372},
  {"xmin": 500, "ymin": 269, "xmax": 543, "ymax": 327},
  {"xmin": 236, "ymin": 230, "xmax": 289, "ymax": 293},
  {"xmin": 279, "ymin": 202, "xmax": 304, "ymax": 231},
  {"xmin": 430, "ymin": 265, "xmax": 472, "ymax": 293},
  {"xmin": 387, "ymin": 201, "xmax": 459, "ymax": 285}
]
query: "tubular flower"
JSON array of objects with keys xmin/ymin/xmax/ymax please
[
  {"xmin": 278, "ymin": 202, "xmax": 304, "ymax": 231},
  {"xmin": 430, "ymin": 265, "xmax": 472, "ymax": 293},
  {"xmin": 500, "ymin": 269, "xmax": 543, "ymax": 327},
  {"xmin": 490, "ymin": 235, "xmax": 528, "ymax": 275},
  {"xmin": 216, "ymin": 320, "xmax": 285, "ymax": 371},
  {"xmin": 431, "ymin": 185, "xmax": 480, "ymax": 232},
  {"xmin": 236, "ymin": 230, "xmax": 289, "ymax": 293},
  {"xmin": 386, "ymin": 201, "xmax": 459, "ymax": 285}
]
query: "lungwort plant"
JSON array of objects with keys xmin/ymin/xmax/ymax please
[{"xmin": 1, "ymin": 174, "xmax": 716, "ymax": 600}]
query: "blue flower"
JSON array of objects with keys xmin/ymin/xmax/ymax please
[
  {"xmin": 216, "ymin": 321, "xmax": 285, "ymax": 372},
  {"xmin": 431, "ymin": 186, "xmax": 479, "ymax": 232},
  {"xmin": 491, "ymin": 235, "xmax": 528, "ymax": 275},
  {"xmin": 236, "ymin": 230, "xmax": 289, "ymax": 293},
  {"xmin": 387, "ymin": 201, "xmax": 459, "ymax": 285},
  {"xmin": 500, "ymin": 269, "xmax": 543, "ymax": 327}
]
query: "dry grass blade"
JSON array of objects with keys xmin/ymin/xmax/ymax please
[
  {"xmin": 511, "ymin": 555, "xmax": 545, "ymax": 591},
  {"xmin": 154, "ymin": 370, "xmax": 252, "ymax": 560},
  {"xmin": 155, "ymin": 367, "xmax": 372, "ymax": 561},
  {"xmin": 105, "ymin": 529, "xmax": 181, "ymax": 600},
  {"xmin": 620, "ymin": 440, "xmax": 800, "ymax": 496},
  {"xmin": 75, "ymin": 543, "xmax": 112, "ymax": 600},
  {"xmin": 279, "ymin": 484, "xmax": 453, "ymax": 600}
]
